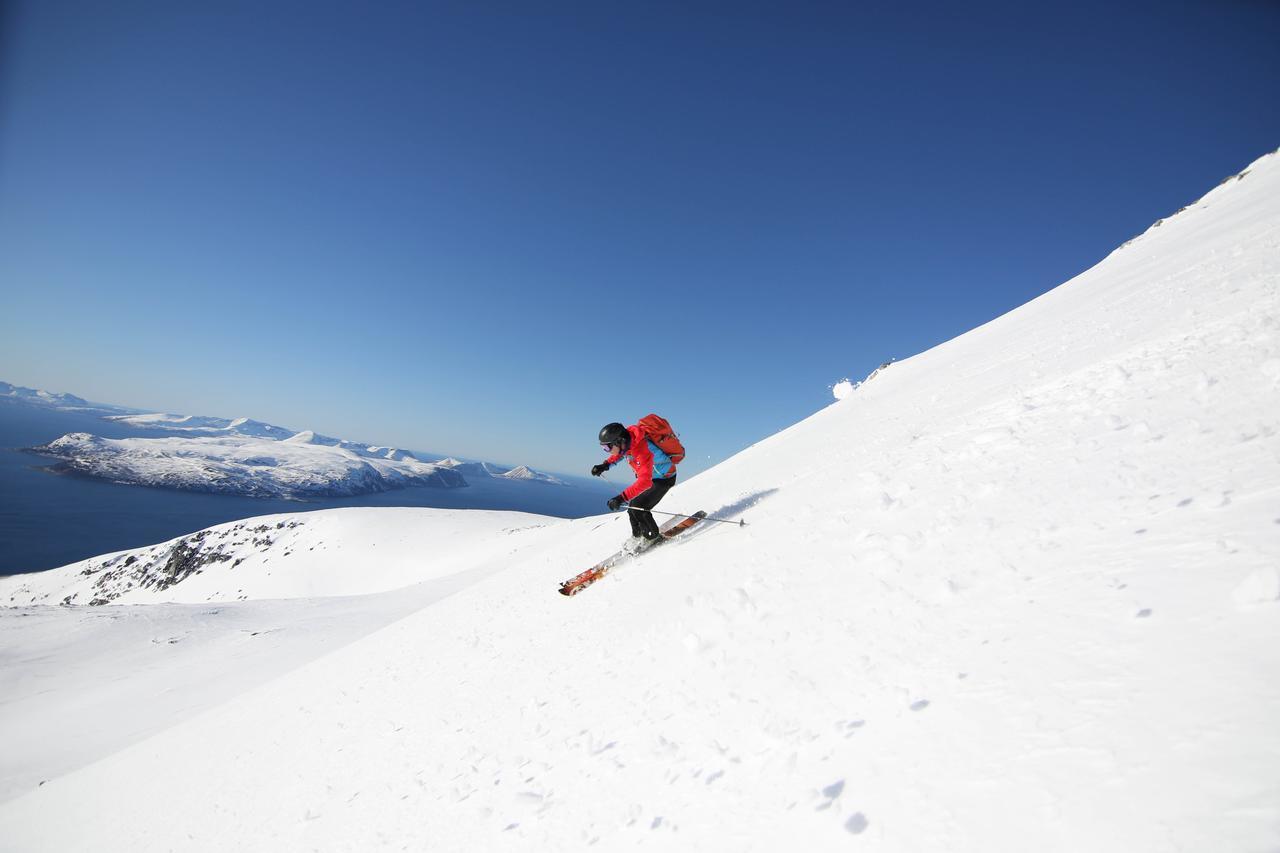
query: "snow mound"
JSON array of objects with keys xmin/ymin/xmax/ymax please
[
  {"xmin": 0, "ymin": 507, "xmax": 556, "ymax": 605},
  {"xmin": 831, "ymin": 361, "xmax": 893, "ymax": 401}
]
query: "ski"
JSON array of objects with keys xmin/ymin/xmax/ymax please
[
  {"xmin": 558, "ymin": 511, "xmax": 706, "ymax": 597},
  {"xmin": 658, "ymin": 510, "xmax": 705, "ymax": 539}
]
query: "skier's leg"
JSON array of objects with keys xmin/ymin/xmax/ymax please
[
  {"xmin": 638, "ymin": 510, "xmax": 659, "ymax": 540},
  {"xmin": 626, "ymin": 507, "xmax": 644, "ymax": 538},
  {"xmin": 628, "ymin": 476, "xmax": 676, "ymax": 539}
]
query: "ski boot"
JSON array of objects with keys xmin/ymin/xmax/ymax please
[{"xmin": 622, "ymin": 534, "xmax": 658, "ymax": 557}]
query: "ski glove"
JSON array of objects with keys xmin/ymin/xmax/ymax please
[
  {"xmin": 591, "ymin": 463, "xmax": 609, "ymax": 477},
  {"xmin": 607, "ymin": 495, "xmax": 625, "ymax": 511}
]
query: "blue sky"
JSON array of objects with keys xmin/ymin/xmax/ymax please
[{"xmin": 1, "ymin": 0, "xmax": 1277, "ymax": 478}]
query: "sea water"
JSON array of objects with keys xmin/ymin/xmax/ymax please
[{"xmin": 0, "ymin": 400, "xmax": 612, "ymax": 576}]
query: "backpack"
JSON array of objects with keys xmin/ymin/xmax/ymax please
[{"xmin": 638, "ymin": 413, "xmax": 685, "ymax": 465}]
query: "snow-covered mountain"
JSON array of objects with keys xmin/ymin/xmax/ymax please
[
  {"xmin": 104, "ymin": 412, "xmax": 297, "ymax": 440},
  {"xmin": 19, "ymin": 401, "xmax": 572, "ymax": 499},
  {"xmin": 0, "ymin": 380, "xmax": 88, "ymax": 408},
  {"xmin": 1, "ymin": 151, "xmax": 1277, "ymax": 851},
  {"xmin": 435, "ymin": 456, "xmax": 509, "ymax": 478},
  {"xmin": 280, "ymin": 428, "xmax": 422, "ymax": 460},
  {"xmin": 103, "ymin": 415, "xmax": 412, "ymax": 456},
  {"xmin": 432, "ymin": 457, "xmax": 568, "ymax": 484},
  {"xmin": 30, "ymin": 432, "xmax": 464, "ymax": 499},
  {"xmin": 436, "ymin": 457, "xmax": 568, "ymax": 485},
  {"xmin": 100, "ymin": 417, "xmax": 418, "ymax": 460},
  {"xmin": 0, "ymin": 381, "xmax": 130, "ymax": 414},
  {"xmin": 501, "ymin": 464, "xmax": 567, "ymax": 485}
]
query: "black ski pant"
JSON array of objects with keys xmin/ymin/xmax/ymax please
[{"xmin": 628, "ymin": 475, "xmax": 676, "ymax": 539}]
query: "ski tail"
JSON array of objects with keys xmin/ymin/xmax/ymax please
[{"xmin": 659, "ymin": 510, "xmax": 706, "ymax": 539}]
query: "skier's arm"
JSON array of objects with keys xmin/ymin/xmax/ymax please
[
  {"xmin": 621, "ymin": 440, "xmax": 655, "ymax": 501},
  {"xmin": 593, "ymin": 445, "xmax": 624, "ymax": 478}
]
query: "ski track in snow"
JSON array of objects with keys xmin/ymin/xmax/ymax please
[{"xmin": 0, "ymin": 153, "xmax": 1278, "ymax": 851}]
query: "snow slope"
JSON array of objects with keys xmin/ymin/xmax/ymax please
[
  {"xmin": 0, "ymin": 509, "xmax": 559, "ymax": 804},
  {"xmin": 1, "ymin": 152, "xmax": 1277, "ymax": 851},
  {"xmin": 0, "ymin": 507, "xmax": 555, "ymax": 605}
]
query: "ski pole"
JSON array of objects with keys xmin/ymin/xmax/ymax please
[
  {"xmin": 626, "ymin": 506, "xmax": 747, "ymax": 527},
  {"xmin": 597, "ymin": 473, "xmax": 746, "ymax": 526}
]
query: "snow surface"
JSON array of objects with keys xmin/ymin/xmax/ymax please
[
  {"xmin": 0, "ymin": 507, "xmax": 555, "ymax": 606},
  {"xmin": 1, "ymin": 151, "xmax": 1278, "ymax": 851},
  {"xmin": 0, "ymin": 509, "xmax": 558, "ymax": 803},
  {"xmin": 833, "ymin": 362, "xmax": 894, "ymax": 400}
]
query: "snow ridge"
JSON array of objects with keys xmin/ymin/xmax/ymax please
[
  {"xmin": 105, "ymin": 412, "xmax": 297, "ymax": 440},
  {"xmin": 0, "ymin": 507, "xmax": 556, "ymax": 606}
]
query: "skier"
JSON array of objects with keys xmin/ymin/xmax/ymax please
[{"xmin": 592, "ymin": 421, "xmax": 677, "ymax": 555}]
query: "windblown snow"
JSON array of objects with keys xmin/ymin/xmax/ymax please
[{"xmin": 1, "ymin": 152, "xmax": 1278, "ymax": 851}]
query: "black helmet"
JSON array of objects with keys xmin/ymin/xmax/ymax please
[{"xmin": 598, "ymin": 422, "xmax": 629, "ymax": 451}]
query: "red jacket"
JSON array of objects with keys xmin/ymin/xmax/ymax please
[{"xmin": 605, "ymin": 424, "xmax": 676, "ymax": 501}]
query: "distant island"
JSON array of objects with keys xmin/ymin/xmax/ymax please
[{"xmin": 9, "ymin": 381, "xmax": 568, "ymax": 499}]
